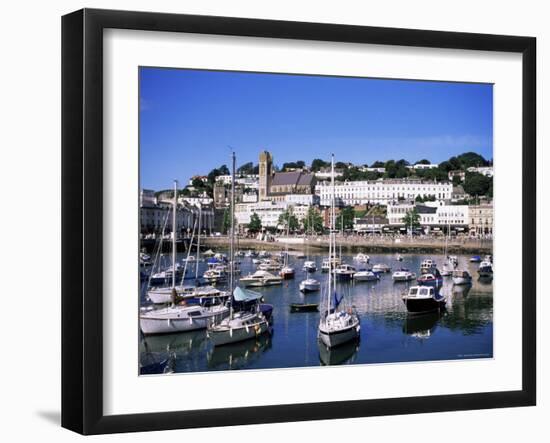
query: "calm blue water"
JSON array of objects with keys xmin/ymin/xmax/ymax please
[{"xmin": 139, "ymin": 252, "xmax": 493, "ymax": 373}]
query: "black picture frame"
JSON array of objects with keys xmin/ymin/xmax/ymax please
[{"xmin": 62, "ymin": 8, "xmax": 536, "ymax": 435}]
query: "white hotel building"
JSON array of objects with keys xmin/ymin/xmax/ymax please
[
  {"xmin": 387, "ymin": 201, "xmax": 469, "ymax": 228},
  {"xmin": 315, "ymin": 179, "xmax": 453, "ymax": 206},
  {"xmin": 235, "ymin": 200, "xmax": 311, "ymax": 229}
]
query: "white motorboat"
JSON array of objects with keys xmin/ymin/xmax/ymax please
[
  {"xmin": 392, "ymin": 268, "xmax": 416, "ymax": 282},
  {"xmin": 353, "ymin": 269, "xmax": 379, "ymax": 282},
  {"xmin": 280, "ymin": 266, "xmax": 295, "ymax": 279},
  {"xmin": 354, "ymin": 253, "xmax": 370, "ymax": 263},
  {"xmin": 299, "ymin": 277, "xmax": 321, "ymax": 293},
  {"xmin": 140, "ymin": 303, "xmax": 229, "ymax": 335},
  {"xmin": 239, "ymin": 270, "xmax": 283, "ymax": 287},
  {"xmin": 334, "ymin": 263, "xmax": 356, "ymax": 280},
  {"xmin": 321, "ymin": 256, "xmax": 340, "ymax": 272},
  {"xmin": 317, "ymin": 155, "xmax": 360, "ymax": 349},
  {"xmin": 203, "ymin": 268, "xmax": 226, "ymax": 282},
  {"xmin": 452, "ymin": 270, "xmax": 472, "ymax": 285},
  {"xmin": 420, "ymin": 259, "xmax": 436, "ymax": 274},
  {"xmin": 478, "ymin": 261, "xmax": 493, "ymax": 277},
  {"xmin": 372, "ymin": 263, "xmax": 391, "ymax": 273},
  {"xmin": 303, "ymin": 260, "xmax": 317, "ymax": 272},
  {"xmin": 258, "ymin": 259, "xmax": 281, "ymax": 271},
  {"xmin": 402, "ymin": 285, "xmax": 446, "ymax": 314},
  {"xmin": 396, "ymin": 254, "xmax": 404, "ymax": 262}
]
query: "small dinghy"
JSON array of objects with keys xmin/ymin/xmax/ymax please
[{"xmin": 290, "ymin": 303, "xmax": 319, "ymax": 313}]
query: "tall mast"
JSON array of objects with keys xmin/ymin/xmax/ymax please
[
  {"xmin": 172, "ymin": 180, "xmax": 177, "ymax": 290},
  {"xmin": 229, "ymin": 152, "xmax": 236, "ymax": 295},
  {"xmin": 327, "ymin": 154, "xmax": 335, "ymax": 316},
  {"xmin": 195, "ymin": 204, "xmax": 202, "ymax": 280}
]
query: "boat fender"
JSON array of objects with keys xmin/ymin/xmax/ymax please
[
  {"xmin": 229, "ymin": 328, "xmax": 233, "ymax": 337},
  {"xmin": 245, "ymin": 325, "xmax": 249, "ymax": 334},
  {"xmin": 255, "ymin": 324, "xmax": 261, "ymax": 335}
]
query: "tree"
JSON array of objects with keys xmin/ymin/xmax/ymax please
[
  {"xmin": 402, "ymin": 208, "xmax": 421, "ymax": 229},
  {"xmin": 415, "ymin": 195, "xmax": 424, "ymax": 203},
  {"xmin": 248, "ymin": 212, "xmax": 262, "ymax": 233},
  {"xmin": 221, "ymin": 208, "xmax": 231, "ymax": 234},
  {"xmin": 335, "ymin": 206, "xmax": 355, "ymax": 231},
  {"xmin": 463, "ymin": 172, "xmax": 492, "ymax": 197},
  {"xmin": 192, "ymin": 177, "xmax": 205, "ymax": 188},
  {"xmin": 237, "ymin": 162, "xmax": 254, "ymax": 175},
  {"xmin": 370, "ymin": 160, "xmax": 385, "ymax": 168},
  {"xmin": 311, "ymin": 158, "xmax": 329, "ymax": 172},
  {"xmin": 278, "ymin": 209, "xmax": 299, "ymax": 232},
  {"xmin": 302, "ymin": 207, "xmax": 324, "ymax": 234},
  {"xmin": 335, "ymin": 161, "xmax": 348, "ymax": 170},
  {"xmin": 218, "ymin": 164, "xmax": 230, "ymax": 175},
  {"xmin": 415, "ymin": 159, "xmax": 431, "ymax": 165}
]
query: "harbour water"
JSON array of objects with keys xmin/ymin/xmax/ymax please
[{"xmin": 139, "ymin": 252, "xmax": 493, "ymax": 374}]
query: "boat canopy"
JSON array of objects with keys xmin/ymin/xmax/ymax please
[{"xmin": 233, "ymin": 286, "xmax": 263, "ymax": 302}]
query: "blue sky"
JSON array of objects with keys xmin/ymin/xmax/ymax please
[{"xmin": 140, "ymin": 68, "xmax": 493, "ymax": 190}]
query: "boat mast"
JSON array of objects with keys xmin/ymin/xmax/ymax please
[
  {"xmin": 195, "ymin": 203, "xmax": 202, "ymax": 281},
  {"xmin": 229, "ymin": 151, "xmax": 236, "ymax": 317},
  {"xmin": 327, "ymin": 154, "xmax": 335, "ymax": 317},
  {"xmin": 172, "ymin": 180, "xmax": 177, "ymax": 290}
]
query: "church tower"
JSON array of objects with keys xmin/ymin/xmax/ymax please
[{"xmin": 258, "ymin": 151, "xmax": 273, "ymax": 201}]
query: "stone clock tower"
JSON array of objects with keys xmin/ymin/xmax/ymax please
[{"xmin": 258, "ymin": 150, "xmax": 273, "ymax": 201}]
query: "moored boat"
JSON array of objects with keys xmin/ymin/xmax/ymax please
[
  {"xmin": 299, "ymin": 277, "xmax": 321, "ymax": 293},
  {"xmin": 452, "ymin": 269, "xmax": 472, "ymax": 285},
  {"xmin": 372, "ymin": 263, "xmax": 391, "ymax": 273},
  {"xmin": 303, "ymin": 260, "xmax": 317, "ymax": 272},
  {"xmin": 392, "ymin": 268, "xmax": 416, "ymax": 282},
  {"xmin": 402, "ymin": 285, "xmax": 446, "ymax": 314},
  {"xmin": 334, "ymin": 263, "xmax": 356, "ymax": 280},
  {"xmin": 354, "ymin": 252, "xmax": 370, "ymax": 263},
  {"xmin": 353, "ymin": 269, "xmax": 379, "ymax": 282},
  {"xmin": 239, "ymin": 270, "xmax": 283, "ymax": 287},
  {"xmin": 478, "ymin": 260, "xmax": 493, "ymax": 277},
  {"xmin": 417, "ymin": 269, "xmax": 443, "ymax": 287},
  {"xmin": 290, "ymin": 302, "xmax": 319, "ymax": 312}
]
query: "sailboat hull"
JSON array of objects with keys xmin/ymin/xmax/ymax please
[
  {"xmin": 318, "ymin": 323, "xmax": 360, "ymax": 348},
  {"xmin": 140, "ymin": 309, "xmax": 229, "ymax": 335},
  {"xmin": 208, "ymin": 319, "xmax": 270, "ymax": 346}
]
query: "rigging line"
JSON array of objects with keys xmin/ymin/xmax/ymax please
[{"xmin": 145, "ymin": 207, "xmax": 171, "ymax": 291}]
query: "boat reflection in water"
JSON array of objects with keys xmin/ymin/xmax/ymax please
[
  {"xmin": 139, "ymin": 330, "xmax": 208, "ymax": 374},
  {"xmin": 318, "ymin": 338, "xmax": 360, "ymax": 366},
  {"xmin": 478, "ymin": 275, "xmax": 493, "ymax": 286},
  {"xmin": 452, "ymin": 283, "xmax": 472, "ymax": 297},
  {"xmin": 207, "ymin": 332, "xmax": 272, "ymax": 370},
  {"xmin": 402, "ymin": 311, "xmax": 441, "ymax": 340}
]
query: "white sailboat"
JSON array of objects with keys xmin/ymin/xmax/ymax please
[
  {"xmin": 318, "ymin": 155, "xmax": 360, "ymax": 349},
  {"xmin": 208, "ymin": 152, "xmax": 272, "ymax": 346},
  {"xmin": 440, "ymin": 221, "xmax": 453, "ymax": 276},
  {"xmin": 140, "ymin": 180, "xmax": 229, "ymax": 335},
  {"xmin": 299, "ymin": 209, "xmax": 320, "ymax": 292}
]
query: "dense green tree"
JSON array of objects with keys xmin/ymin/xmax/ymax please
[
  {"xmin": 302, "ymin": 207, "xmax": 324, "ymax": 234},
  {"xmin": 402, "ymin": 208, "xmax": 421, "ymax": 229},
  {"xmin": 311, "ymin": 159, "xmax": 329, "ymax": 171},
  {"xmin": 218, "ymin": 164, "xmax": 230, "ymax": 175},
  {"xmin": 335, "ymin": 206, "xmax": 355, "ymax": 231},
  {"xmin": 281, "ymin": 160, "xmax": 306, "ymax": 171},
  {"xmin": 192, "ymin": 177, "xmax": 206, "ymax": 188},
  {"xmin": 278, "ymin": 209, "xmax": 299, "ymax": 232},
  {"xmin": 463, "ymin": 172, "xmax": 492, "ymax": 197},
  {"xmin": 247, "ymin": 212, "xmax": 262, "ymax": 233},
  {"xmin": 237, "ymin": 162, "xmax": 255, "ymax": 175},
  {"xmin": 221, "ymin": 208, "xmax": 231, "ymax": 234},
  {"xmin": 456, "ymin": 152, "xmax": 488, "ymax": 168},
  {"xmin": 335, "ymin": 161, "xmax": 348, "ymax": 170},
  {"xmin": 415, "ymin": 159, "xmax": 431, "ymax": 165},
  {"xmin": 370, "ymin": 160, "xmax": 385, "ymax": 168}
]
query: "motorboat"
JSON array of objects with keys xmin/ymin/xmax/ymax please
[
  {"xmin": 478, "ymin": 261, "xmax": 493, "ymax": 277},
  {"xmin": 280, "ymin": 266, "xmax": 295, "ymax": 279},
  {"xmin": 396, "ymin": 254, "xmax": 404, "ymax": 262},
  {"xmin": 417, "ymin": 269, "xmax": 443, "ymax": 287},
  {"xmin": 321, "ymin": 256, "xmax": 341, "ymax": 272},
  {"xmin": 239, "ymin": 270, "xmax": 283, "ymax": 287},
  {"xmin": 258, "ymin": 259, "xmax": 281, "ymax": 271},
  {"xmin": 440, "ymin": 262, "xmax": 453, "ymax": 277},
  {"xmin": 402, "ymin": 285, "xmax": 446, "ymax": 314},
  {"xmin": 448, "ymin": 255, "xmax": 459, "ymax": 267},
  {"xmin": 299, "ymin": 277, "xmax": 321, "ymax": 293},
  {"xmin": 470, "ymin": 255, "xmax": 482, "ymax": 263},
  {"xmin": 392, "ymin": 268, "xmax": 416, "ymax": 282},
  {"xmin": 452, "ymin": 269, "xmax": 472, "ymax": 285},
  {"xmin": 140, "ymin": 303, "xmax": 230, "ymax": 335},
  {"xmin": 290, "ymin": 302, "xmax": 319, "ymax": 312},
  {"xmin": 353, "ymin": 269, "xmax": 379, "ymax": 282},
  {"xmin": 372, "ymin": 263, "xmax": 391, "ymax": 273},
  {"xmin": 420, "ymin": 259, "xmax": 436, "ymax": 274},
  {"xmin": 203, "ymin": 268, "xmax": 226, "ymax": 283},
  {"xmin": 303, "ymin": 260, "xmax": 317, "ymax": 273},
  {"xmin": 354, "ymin": 253, "xmax": 370, "ymax": 263},
  {"xmin": 334, "ymin": 264, "xmax": 356, "ymax": 280},
  {"xmin": 483, "ymin": 254, "xmax": 493, "ymax": 263}
]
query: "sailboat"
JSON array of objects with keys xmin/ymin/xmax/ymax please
[
  {"xmin": 299, "ymin": 209, "xmax": 320, "ymax": 293},
  {"xmin": 279, "ymin": 214, "xmax": 295, "ymax": 279},
  {"xmin": 140, "ymin": 181, "xmax": 230, "ymax": 335},
  {"xmin": 147, "ymin": 204, "xmax": 226, "ymax": 304},
  {"xmin": 208, "ymin": 152, "xmax": 273, "ymax": 346},
  {"xmin": 318, "ymin": 155, "xmax": 360, "ymax": 349}
]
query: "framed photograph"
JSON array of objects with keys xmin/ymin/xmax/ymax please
[{"xmin": 62, "ymin": 8, "xmax": 536, "ymax": 435}]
